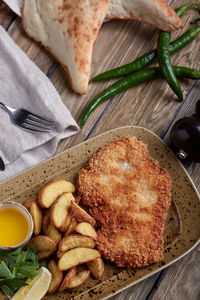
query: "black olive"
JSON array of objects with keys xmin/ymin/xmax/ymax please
[{"xmin": 170, "ymin": 114, "xmax": 200, "ymax": 162}]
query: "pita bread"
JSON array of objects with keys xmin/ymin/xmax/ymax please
[
  {"xmin": 107, "ymin": 0, "xmax": 182, "ymax": 31},
  {"xmin": 22, "ymin": 0, "xmax": 109, "ymax": 94}
]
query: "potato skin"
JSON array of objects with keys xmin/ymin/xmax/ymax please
[
  {"xmin": 39, "ymin": 179, "xmax": 76, "ymax": 208},
  {"xmin": 58, "ymin": 247, "xmax": 100, "ymax": 271},
  {"xmin": 68, "ymin": 270, "xmax": 90, "ymax": 288},
  {"xmin": 30, "ymin": 201, "xmax": 43, "ymax": 236},
  {"xmin": 50, "ymin": 192, "xmax": 74, "ymax": 231},
  {"xmin": 87, "ymin": 258, "xmax": 104, "ymax": 279},
  {"xmin": 27, "ymin": 235, "xmax": 56, "ymax": 260},
  {"xmin": 48, "ymin": 260, "xmax": 63, "ymax": 294},
  {"xmin": 58, "ymin": 266, "xmax": 77, "ymax": 292},
  {"xmin": 71, "ymin": 201, "xmax": 96, "ymax": 226},
  {"xmin": 46, "ymin": 223, "xmax": 62, "ymax": 246},
  {"xmin": 75, "ymin": 222, "xmax": 97, "ymax": 240},
  {"xmin": 58, "ymin": 234, "xmax": 95, "ymax": 255}
]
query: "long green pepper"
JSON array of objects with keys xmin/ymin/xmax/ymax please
[
  {"xmin": 92, "ymin": 26, "xmax": 200, "ymax": 81},
  {"xmin": 81, "ymin": 3, "xmax": 200, "ymax": 127},
  {"xmin": 157, "ymin": 3, "xmax": 200, "ymax": 101},
  {"xmin": 81, "ymin": 66, "xmax": 200, "ymax": 128}
]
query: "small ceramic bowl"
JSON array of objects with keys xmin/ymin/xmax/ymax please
[{"xmin": 0, "ymin": 201, "xmax": 33, "ymax": 250}]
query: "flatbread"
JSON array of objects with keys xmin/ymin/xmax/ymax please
[
  {"xmin": 22, "ymin": 0, "xmax": 109, "ymax": 94},
  {"xmin": 107, "ymin": 0, "xmax": 182, "ymax": 31}
]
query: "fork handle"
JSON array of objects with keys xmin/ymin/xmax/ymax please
[{"xmin": 0, "ymin": 102, "xmax": 14, "ymax": 113}]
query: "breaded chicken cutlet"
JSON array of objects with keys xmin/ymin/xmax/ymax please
[{"xmin": 77, "ymin": 136, "xmax": 172, "ymax": 268}]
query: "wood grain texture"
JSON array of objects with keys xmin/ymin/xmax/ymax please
[
  {"xmin": 148, "ymin": 244, "xmax": 200, "ymax": 300},
  {"xmin": 0, "ymin": 0, "xmax": 199, "ymax": 299},
  {"xmin": 0, "ymin": 1, "xmax": 13, "ymax": 29}
]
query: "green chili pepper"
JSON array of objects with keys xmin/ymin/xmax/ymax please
[
  {"xmin": 157, "ymin": 3, "xmax": 200, "ymax": 101},
  {"xmin": 81, "ymin": 66, "xmax": 200, "ymax": 128},
  {"xmin": 92, "ymin": 26, "xmax": 200, "ymax": 81},
  {"xmin": 157, "ymin": 31, "xmax": 183, "ymax": 101},
  {"xmin": 175, "ymin": 3, "xmax": 200, "ymax": 18}
]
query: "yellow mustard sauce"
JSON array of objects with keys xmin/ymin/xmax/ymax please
[{"xmin": 0, "ymin": 207, "xmax": 29, "ymax": 247}]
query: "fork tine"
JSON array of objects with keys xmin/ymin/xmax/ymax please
[
  {"xmin": 21, "ymin": 123, "xmax": 50, "ymax": 133},
  {"xmin": 25, "ymin": 118, "xmax": 53, "ymax": 130},
  {"xmin": 27, "ymin": 113, "xmax": 56, "ymax": 126}
]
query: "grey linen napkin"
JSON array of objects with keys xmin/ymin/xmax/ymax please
[{"xmin": 0, "ymin": 26, "xmax": 79, "ymax": 181}]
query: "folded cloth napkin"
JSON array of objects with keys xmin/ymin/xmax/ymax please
[{"xmin": 0, "ymin": 26, "xmax": 79, "ymax": 182}]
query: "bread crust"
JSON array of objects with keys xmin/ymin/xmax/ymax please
[
  {"xmin": 106, "ymin": 0, "xmax": 182, "ymax": 31},
  {"xmin": 21, "ymin": 0, "xmax": 109, "ymax": 94}
]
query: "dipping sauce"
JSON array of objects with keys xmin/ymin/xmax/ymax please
[{"xmin": 0, "ymin": 207, "xmax": 30, "ymax": 247}]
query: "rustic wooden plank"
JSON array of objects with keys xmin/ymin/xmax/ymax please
[
  {"xmin": 148, "ymin": 244, "xmax": 200, "ymax": 300},
  {"xmin": 109, "ymin": 274, "xmax": 160, "ymax": 300},
  {"xmin": 0, "ymin": 1, "xmax": 14, "ymax": 29}
]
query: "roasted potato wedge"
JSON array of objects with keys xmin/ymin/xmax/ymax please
[
  {"xmin": 24, "ymin": 197, "xmax": 38, "ymax": 210},
  {"xmin": 71, "ymin": 201, "xmax": 96, "ymax": 226},
  {"xmin": 68, "ymin": 270, "xmax": 90, "ymax": 288},
  {"xmin": 48, "ymin": 260, "xmax": 63, "ymax": 294},
  {"xmin": 86, "ymin": 258, "xmax": 104, "ymax": 279},
  {"xmin": 50, "ymin": 192, "xmax": 74, "ymax": 231},
  {"xmin": 57, "ymin": 234, "xmax": 95, "ymax": 258},
  {"xmin": 27, "ymin": 236, "xmax": 56, "ymax": 260},
  {"xmin": 75, "ymin": 222, "xmax": 97, "ymax": 240},
  {"xmin": 39, "ymin": 179, "xmax": 76, "ymax": 208},
  {"xmin": 64, "ymin": 217, "xmax": 77, "ymax": 237},
  {"xmin": 58, "ymin": 247, "xmax": 100, "ymax": 271},
  {"xmin": 46, "ymin": 223, "xmax": 62, "ymax": 246},
  {"xmin": 42, "ymin": 210, "xmax": 51, "ymax": 234},
  {"xmin": 58, "ymin": 266, "xmax": 77, "ymax": 292},
  {"xmin": 30, "ymin": 201, "xmax": 43, "ymax": 236}
]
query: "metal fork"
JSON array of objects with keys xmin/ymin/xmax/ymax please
[{"xmin": 0, "ymin": 102, "xmax": 56, "ymax": 133}]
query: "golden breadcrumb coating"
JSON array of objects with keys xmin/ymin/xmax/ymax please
[{"xmin": 77, "ymin": 136, "xmax": 172, "ymax": 268}]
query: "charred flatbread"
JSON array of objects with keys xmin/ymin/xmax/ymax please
[
  {"xmin": 107, "ymin": 0, "xmax": 182, "ymax": 31},
  {"xmin": 22, "ymin": 0, "xmax": 109, "ymax": 94}
]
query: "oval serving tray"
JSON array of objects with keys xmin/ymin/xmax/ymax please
[{"xmin": 1, "ymin": 126, "xmax": 200, "ymax": 300}]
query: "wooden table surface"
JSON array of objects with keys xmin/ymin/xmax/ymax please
[{"xmin": 0, "ymin": 0, "xmax": 200, "ymax": 299}]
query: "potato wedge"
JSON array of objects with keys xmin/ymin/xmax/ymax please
[
  {"xmin": 24, "ymin": 197, "xmax": 38, "ymax": 210},
  {"xmin": 50, "ymin": 193, "xmax": 74, "ymax": 231},
  {"xmin": 68, "ymin": 270, "xmax": 90, "ymax": 288},
  {"xmin": 30, "ymin": 201, "xmax": 43, "ymax": 236},
  {"xmin": 48, "ymin": 260, "xmax": 63, "ymax": 294},
  {"xmin": 57, "ymin": 234, "xmax": 95, "ymax": 258},
  {"xmin": 42, "ymin": 210, "xmax": 51, "ymax": 234},
  {"xmin": 61, "ymin": 214, "xmax": 72, "ymax": 233},
  {"xmin": 27, "ymin": 236, "xmax": 56, "ymax": 260},
  {"xmin": 39, "ymin": 179, "xmax": 76, "ymax": 208},
  {"xmin": 58, "ymin": 247, "xmax": 100, "ymax": 271},
  {"xmin": 46, "ymin": 223, "xmax": 62, "ymax": 246},
  {"xmin": 58, "ymin": 266, "xmax": 77, "ymax": 292},
  {"xmin": 64, "ymin": 217, "xmax": 77, "ymax": 237},
  {"xmin": 75, "ymin": 222, "xmax": 97, "ymax": 240},
  {"xmin": 86, "ymin": 258, "xmax": 104, "ymax": 279},
  {"xmin": 71, "ymin": 201, "xmax": 96, "ymax": 226}
]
